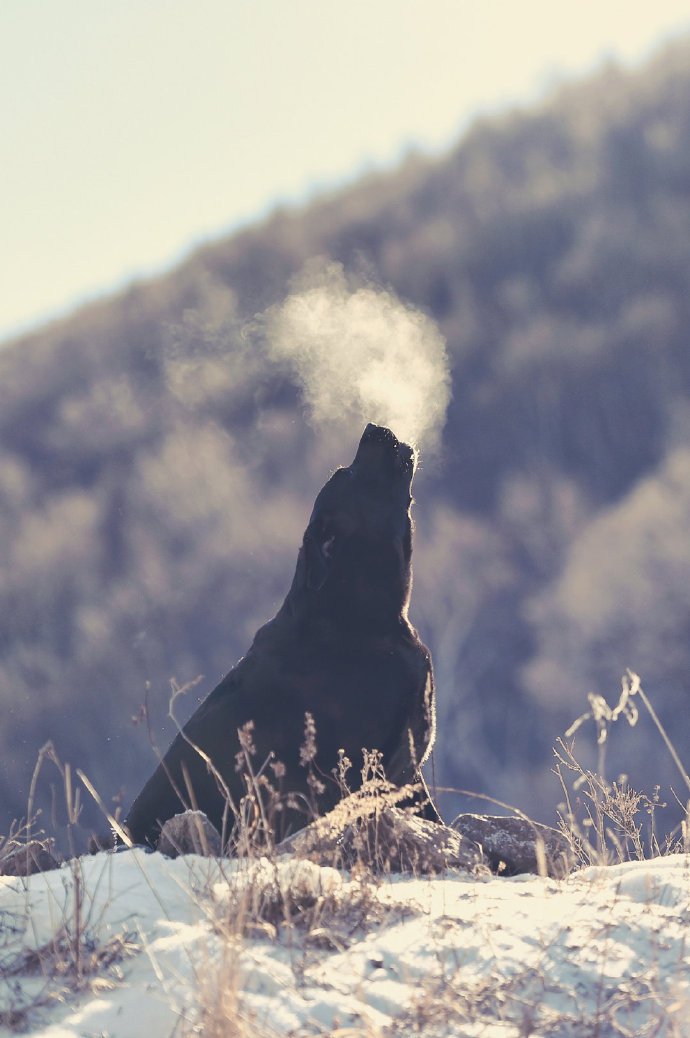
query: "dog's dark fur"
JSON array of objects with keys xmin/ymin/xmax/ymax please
[{"xmin": 125, "ymin": 424, "xmax": 438, "ymax": 847}]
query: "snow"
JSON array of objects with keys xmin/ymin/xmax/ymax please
[{"xmin": 2, "ymin": 849, "xmax": 690, "ymax": 1036}]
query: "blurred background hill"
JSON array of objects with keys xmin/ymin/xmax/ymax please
[{"xmin": 3, "ymin": 32, "xmax": 690, "ymax": 839}]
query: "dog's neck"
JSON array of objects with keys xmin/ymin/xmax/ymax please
[{"xmin": 273, "ymin": 543, "xmax": 412, "ymax": 639}]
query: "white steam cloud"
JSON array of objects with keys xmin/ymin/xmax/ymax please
[{"xmin": 265, "ymin": 263, "xmax": 451, "ymax": 452}]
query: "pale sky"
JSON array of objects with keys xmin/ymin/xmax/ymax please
[{"xmin": 2, "ymin": 0, "xmax": 690, "ymax": 345}]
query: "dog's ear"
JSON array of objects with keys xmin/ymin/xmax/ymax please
[{"xmin": 304, "ymin": 519, "xmax": 337, "ymax": 590}]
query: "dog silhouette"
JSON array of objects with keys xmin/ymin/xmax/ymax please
[{"xmin": 125, "ymin": 423, "xmax": 438, "ymax": 847}]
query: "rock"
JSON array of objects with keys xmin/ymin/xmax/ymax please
[
  {"xmin": 0, "ymin": 839, "xmax": 59, "ymax": 876},
  {"xmin": 335, "ymin": 807, "xmax": 480, "ymax": 874},
  {"xmin": 150, "ymin": 803, "xmax": 572, "ymax": 878},
  {"xmin": 277, "ymin": 791, "xmax": 480, "ymax": 875},
  {"xmin": 452, "ymin": 814, "xmax": 573, "ymax": 877},
  {"xmin": 157, "ymin": 810, "xmax": 222, "ymax": 858}
]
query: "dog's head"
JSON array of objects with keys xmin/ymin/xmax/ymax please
[{"xmin": 296, "ymin": 424, "xmax": 417, "ymax": 630}]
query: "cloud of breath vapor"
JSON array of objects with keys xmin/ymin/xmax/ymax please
[{"xmin": 265, "ymin": 264, "xmax": 451, "ymax": 452}]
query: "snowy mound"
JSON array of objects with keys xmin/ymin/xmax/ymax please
[{"xmin": 1, "ymin": 849, "xmax": 689, "ymax": 1036}]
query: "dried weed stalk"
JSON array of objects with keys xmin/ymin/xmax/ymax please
[
  {"xmin": 554, "ymin": 671, "xmax": 690, "ymax": 866},
  {"xmin": 1, "ymin": 744, "xmax": 139, "ymax": 1033}
]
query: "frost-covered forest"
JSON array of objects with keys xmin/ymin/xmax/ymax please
[{"xmin": 2, "ymin": 39, "xmax": 690, "ymax": 839}]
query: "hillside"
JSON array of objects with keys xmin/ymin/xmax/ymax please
[{"xmin": 2, "ymin": 37, "xmax": 690, "ymax": 840}]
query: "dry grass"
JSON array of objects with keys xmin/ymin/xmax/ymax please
[
  {"xmin": 0, "ymin": 746, "xmax": 139, "ymax": 1033},
  {"xmin": 181, "ymin": 862, "xmax": 399, "ymax": 1036},
  {"xmin": 394, "ymin": 954, "xmax": 690, "ymax": 1038},
  {"xmin": 178, "ymin": 803, "xmax": 419, "ymax": 1037},
  {"xmin": 175, "ymin": 744, "xmax": 428, "ymax": 1036},
  {"xmin": 1, "ymin": 928, "xmax": 138, "ymax": 1032},
  {"xmin": 554, "ymin": 671, "xmax": 690, "ymax": 867},
  {"xmin": 5, "ymin": 672, "xmax": 690, "ymax": 1036},
  {"xmin": 1, "ymin": 885, "xmax": 138, "ymax": 1034}
]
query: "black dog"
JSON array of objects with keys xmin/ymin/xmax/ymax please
[{"xmin": 125, "ymin": 424, "xmax": 438, "ymax": 847}]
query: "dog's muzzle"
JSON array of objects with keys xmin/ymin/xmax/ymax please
[{"xmin": 351, "ymin": 423, "xmax": 415, "ymax": 482}]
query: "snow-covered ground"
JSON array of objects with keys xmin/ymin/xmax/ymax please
[{"xmin": 1, "ymin": 848, "xmax": 689, "ymax": 1036}]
